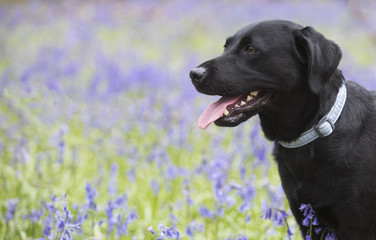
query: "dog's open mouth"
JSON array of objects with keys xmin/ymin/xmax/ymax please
[{"xmin": 198, "ymin": 90, "xmax": 273, "ymax": 129}]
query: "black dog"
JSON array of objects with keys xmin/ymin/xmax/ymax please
[{"xmin": 190, "ymin": 20, "xmax": 376, "ymax": 240}]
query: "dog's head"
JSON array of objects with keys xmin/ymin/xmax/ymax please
[{"xmin": 190, "ymin": 20, "xmax": 342, "ymax": 129}]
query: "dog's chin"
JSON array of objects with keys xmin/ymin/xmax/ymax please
[{"xmin": 214, "ymin": 90, "xmax": 273, "ymax": 127}]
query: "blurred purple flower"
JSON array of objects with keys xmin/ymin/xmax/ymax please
[
  {"xmin": 106, "ymin": 200, "xmax": 116, "ymax": 236},
  {"xmin": 85, "ymin": 182, "xmax": 98, "ymax": 211},
  {"xmin": 43, "ymin": 214, "xmax": 53, "ymax": 237},
  {"xmin": 127, "ymin": 168, "xmax": 136, "ymax": 183},
  {"xmin": 245, "ymin": 213, "xmax": 251, "ymax": 223},
  {"xmin": 186, "ymin": 221, "xmax": 205, "ymax": 239},
  {"xmin": 108, "ymin": 163, "xmax": 119, "ymax": 196},
  {"xmin": 26, "ymin": 208, "xmax": 44, "ymax": 223},
  {"xmin": 5, "ymin": 198, "xmax": 19, "ymax": 222},
  {"xmin": 127, "ymin": 208, "xmax": 139, "ymax": 224},
  {"xmin": 147, "ymin": 226, "xmax": 156, "ymax": 235},
  {"xmin": 236, "ymin": 235, "xmax": 248, "ymax": 240},
  {"xmin": 150, "ymin": 179, "xmax": 160, "ymax": 195},
  {"xmin": 153, "ymin": 224, "xmax": 181, "ymax": 240},
  {"xmin": 58, "ymin": 140, "xmax": 65, "ymax": 165},
  {"xmin": 198, "ymin": 205, "xmax": 215, "ymax": 219}
]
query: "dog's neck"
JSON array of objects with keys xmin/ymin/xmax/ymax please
[{"xmin": 258, "ymin": 70, "xmax": 344, "ymax": 142}]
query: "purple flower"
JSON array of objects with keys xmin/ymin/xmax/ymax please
[
  {"xmin": 5, "ymin": 198, "xmax": 18, "ymax": 223},
  {"xmin": 287, "ymin": 228, "xmax": 293, "ymax": 237},
  {"xmin": 264, "ymin": 208, "xmax": 272, "ymax": 220},
  {"xmin": 116, "ymin": 215, "xmax": 128, "ymax": 237},
  {"xmin": 106, "ymin": 200, "xmax": 116, "ymax": 236},
  {"xmin": 170, "ymin": 212, "xmax": 178, "ymax": 225},
  {"xmin": 299, "ymin": 203, "xmax": 337, "ymax": 239},
  {"xmin": 326, "ymin": 230, "xmax": 338, "ymax": 240},
  {"xmin": 263, "ymin": 208, "xmax": 292, "ymax": 238},
  {"xmin": 85, "ymin": 182, "xmax": 98, "ymax": 211},
  {"xmin": 315, "ymin": 227, "xmax": 323, "ymax": 235},
  {"xmin": 108, "ymin": 163, "xmax": 118, "ymax": 195},
  {"xmin": 42, "ymin": 213, "xmax": 53, "ymax": 237},
  {"xmin": 150, "ymin": 179, "xmax": 160, "ymax": 195},
  {"xmin": 58, "ymin": 140, "xmax": 65, "ymax": 165},
  {"xmin": 198, "ymin": 205, "xmax": 215, "ymax": 219},
  {"xmin": 235, "ymin": 235, "xmax": 248, "ymax": 240},
  {"xmin": 245, "ymin": 213, "xmax": 251, "ymax": 223},
  {"xmin": 148, "ymin": 226, "xmax": 156, "ymax": 235},
  {"xmin": 186, "ymin": 225, "xmax": 193, "ymax": 238},
  {"xmin": 182, "ymin": 189, "xmax": 194, "ymax": 206},
  {"xmin": 153, "ymin": 224, "xmax": 181, "ymax": 240},
  {"xmin": 127, "ymin": 208, "xmax": 139, "ymax": 224},
  {"xmin": 27, "ymin": 208, "xmax": 43, "ymax": 223},
  {"xmin": 127, "ymin": 168, "xmax": 136, "ymax": 183}
]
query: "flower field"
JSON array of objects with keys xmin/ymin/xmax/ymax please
[{"xmin": 0, "ymin": 1, "xmax": 375, "ymax": 239}]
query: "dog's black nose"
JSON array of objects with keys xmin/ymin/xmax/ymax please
[{"xmin": 190, "ymin": 67, "xmax": 206, "ymax": 84}]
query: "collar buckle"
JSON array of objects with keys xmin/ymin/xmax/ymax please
[{"xmin": 313, "ymin": 116, "xmax": 335, "ymax": 138}]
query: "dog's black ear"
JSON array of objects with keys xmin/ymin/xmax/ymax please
[{"xmin": 294, "ymin": 26, "xmax": 342, "ymax": 95}]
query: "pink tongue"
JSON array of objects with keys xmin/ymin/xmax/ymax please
[{"xmin": 198, "ymin": 95, "xmax": 243, "ymax": 129}]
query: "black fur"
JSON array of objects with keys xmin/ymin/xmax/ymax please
[{"xmin": 190, "ymin": 20, "xmax": 376, "ymax": 239}]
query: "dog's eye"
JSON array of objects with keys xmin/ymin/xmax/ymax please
[{"xmin": 244, "ymin": 46, "xmax": 257, "ymax": 53}]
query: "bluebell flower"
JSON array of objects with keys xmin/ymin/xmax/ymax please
[
  {"xmin": 312, "ymin": 216, "xmax": 319, "ymax": 226},
  {"xmin": 245, "ymin": 212, "xmax": 251, "ymax": 223},
  {"xmin": 154, "ymin": 224, "xmax": 181, "ymax": 240},
  {"xmin": 170, "ymin": 212, "xmax": 178, "ymax": 225},
  {"xmin": 5, "ymin": 198, "xmax": 19, "ymax": 223},
  {"xmin": 263, "ymin": 208, "xmax": 292, "ymax": 238},
  {"xmin": 165, "ymin": 164, "xmax": 178, "ymax": 181},
  {"xmin": 216, "ymin": 206, "xmax": 224, "ymax": 217},
  {"xmin": 166, "ymin": 227, "xmax": 180, "ymax": 239},
  {"xmin": 106, "ymin": 200, "xmax": 116, "ymax": 236},
  {"xmin": 315, "ymin": 227, "xmax": 323, "ymax": 235},
  {"xmin": 182, "ymin": 189, "xmax": 194, "ymax": 206},
  {"xmin": 264, "ymin": 208, "xmax": 272, "ymax": 220},
  {"xmin": 299, "ymin": 204, "xmax": 311, "ymax": 216},
  {"xmin": 150, "ymin": 179, "xmax": 160, "ymax": 195},
  {"xmin": 238, "ymin": 182, "xmax": 255, "ymax": 213},
  {"xmin": 27, "ymin": 208, "xmax": 43, "ymax": 223},
  {"xmin": 85, "ymin": 182, "xmax": 98, "ymax": 211},
  {"xmin": 58, "ymin": 140, "xmax": 65, "ymax": 165},
  {"xmin": 108, "ymin": 163, "xmax": 118, "ymax": 196},
  {"xmin": 302, "ymin": 215, "xmax": 311, "ymax": 227},
  {"xmin": 287, "ymin": 228, "xmax": 293, "ymax": 237},
  {"xmin": 198, "ymin": 205, "xmax": 215, "ymax": 219},
  {"xmin": 186, "ymin": 225, "xmax": 193, "ymax": 238},
  {"xmin": 326, "ymin": 230, "xmax": 338, "ymax": 240},
  {"xmin": 299, "ymin": 203, "xmax": 337, "ymax": 239},
  {"xmin": 127, "ymin": 208, "xmax": 139, "ymax": 224},
  {"xmin": 114, "ymin": 194, "xmax": 127, "ymax": 209},
  {"xmin": 230, "ymin": 234, "xmax": 248, "ymax": 240},
  {"xmin": 147, "ymin": 226, "xmax": 156, "ymax": 235},
  {"xmin": 127, "ymin": 168, "xmax": 136, "ymax": 183},
  {"xmin": 116, "ymin": 214, "xmax": 127, "ymax": 238}
]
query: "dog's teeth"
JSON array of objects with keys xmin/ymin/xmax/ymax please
[
  {"xmin": 250, "ymin": 91, "xmax": 259, "ymax": 96},
  {"xmin": 246, "ymin": 95, "xmax": 252, "ymax": 101},
  {"xmin": 235, "ymin": 104, "xmax": 240, "ymax": 108},
  {"xmin": 224, "ymin": 109, "xmax": 229, "ymax": 116},
  {"xmin": 240, "ymin": 101, "xmax": 246, "ymax": 106}
]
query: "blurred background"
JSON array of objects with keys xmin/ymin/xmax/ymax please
[{"xmin": 0, "ymin": 0, "xmax": 375, "ymax": 239}]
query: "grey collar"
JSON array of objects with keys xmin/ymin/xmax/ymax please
[{"xmin": 278, "ymin": 83, "xmax": 347, "ymax": 148}]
